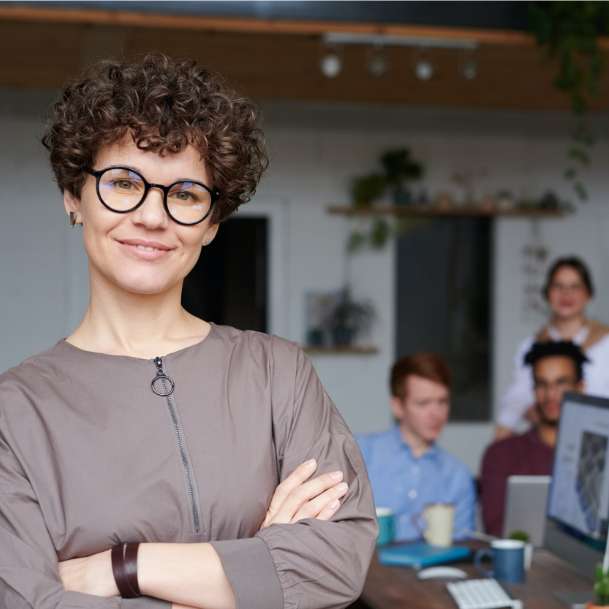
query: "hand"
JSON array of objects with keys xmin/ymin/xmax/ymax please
[
  {"xmin": 58, "ymin": 548, "xmax": 118, "ymax": 597},
  {"xmin": 260, "ymin": 459, "xmax": 348, "ymax": 529}
]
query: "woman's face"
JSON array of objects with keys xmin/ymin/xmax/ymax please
[
  {"xmin": 546, "ymin": 266, "xmax": 591, "ymax": 320},
  {"xmin": 64, "ymin": 136, "xmax": 218, "ymax": 296}
]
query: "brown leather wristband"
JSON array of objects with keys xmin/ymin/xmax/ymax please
[{"xmin": 111, "ymin": 542, "xmax": 141, "ymax": 598}]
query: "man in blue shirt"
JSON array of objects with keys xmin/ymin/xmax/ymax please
[{"xmin": 357, "ymin": 352, "xmax": 475, "ymax": 541}]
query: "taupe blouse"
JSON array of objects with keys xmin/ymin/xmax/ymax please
[{"xmin": 0, "ymin": 323, "xmax": 377, "ymax": 609}]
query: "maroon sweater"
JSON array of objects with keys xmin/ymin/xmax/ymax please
[{"xmin": 480, "ymin": 429, "xmax": 554, "ymax": 536}]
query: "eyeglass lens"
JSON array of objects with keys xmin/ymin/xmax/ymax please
[{"xmin": 98, "ymin": 168, "xmax": 213, "ymax": 225}]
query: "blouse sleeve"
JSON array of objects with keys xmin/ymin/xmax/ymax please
[
  {"xmin": 0, "ymin": 431, "xmax": 169, "ymax": 609},
  {"xmin": 497, "ymin": 336, "xmax": 535, "ymax": 429},
  {"xmin": 211, "ymin": 339, "xmax": 377, "ymax": 609}
]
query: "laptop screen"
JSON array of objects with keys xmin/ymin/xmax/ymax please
[{"xmin": 547, "ymin": 392, "xmax": 609, "ymax": 551}]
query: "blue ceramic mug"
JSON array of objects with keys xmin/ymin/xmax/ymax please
[
  {"xmin": 376, "ymin": 507, "xmax": 395, "ymax": 546},
  {"xmin": 475, "ymin": 539, "xmax": 525, "ymax": 584}
]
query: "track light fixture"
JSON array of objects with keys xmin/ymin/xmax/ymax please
[
  {"xmin": 320, "ymin": 46, "xmax": 342, "ymax": 78},
  {"xmin": 460, "ymin": 49, "xmax": 478, "ymax": 80},
  {"xmin": 320, "ymin": 32, "xmax": 479, "ymax": 81},
  {"xmin": 367, "ymin": 45, "xmax": 388, "ymax": 78}
]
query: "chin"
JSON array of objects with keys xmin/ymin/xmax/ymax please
[
  {"xmin": 423, "ymin": 431, "xmax": 442, "ymax": 443},
  {"xmin": 113, "ymin": 272, "xmax": 177, "ymax": 296}
]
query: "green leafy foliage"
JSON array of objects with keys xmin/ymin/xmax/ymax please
[
  {"xmin": 380, "ymin": 148, "xmax": 424, "ymax": 185},
  {"xmin": 508, "ymin": 530, "xmax": 530, "ymax": 543},
  {"xmin": 594, "ymin": 565, "xmax": 609, "ymax": 606},
  {"xmin": 528, "ymin": 1, "xmax": 609, "ymax": 203},
  {"xmin": 351, "ymin": 174, "xmax": 387, "ymax": 207}
]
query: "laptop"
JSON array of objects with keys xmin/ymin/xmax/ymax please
[{"xmin": 503, "ymin": 475, "xmax": 550, "ymax": 547}]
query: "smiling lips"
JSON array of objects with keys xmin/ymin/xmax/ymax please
[{"xmin": 117, "ymin": 238, "xmax": 175, "ymax": 261}]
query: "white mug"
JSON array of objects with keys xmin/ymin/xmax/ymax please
[{"xmin": 412, "ymin": 503, "xmax": 455, "ymax": 547}]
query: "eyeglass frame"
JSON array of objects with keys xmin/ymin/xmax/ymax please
[{"xmin": 86, "ymin": 166, "xmax": 221, "ymax": 226}]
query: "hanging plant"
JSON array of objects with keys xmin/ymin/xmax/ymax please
[
  {"xmin": 347, "ymin": 147, "xmax": 425, "ymax": 253},
  {"xmin": 528, "ymin": 1, "xmax": 609, "ymax": 202}
]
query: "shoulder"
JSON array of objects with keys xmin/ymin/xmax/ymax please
[
  {"xmin": 435, "ymin": 445, "xmax": 473, "ymax": 480},
  {"xmin": 482, "ymin": 433, "xmax": 527, "ymax": 465},
  {"xmin": 356, "ymin": 429, "xmax": 394, "ymax": 452},
  {"xmin": 211, "ymin": 323, "xmax": 303, "ymax": 369},
  {"xmin": 509, "ymin": 334, "xmax": 536, "ymax": 369},
  {"xmin": 0, "ymin": 341, "xmax": 66, "ymax": 417},
  {"xmin": 586, "ymin": 321, "xmax": 609, "ymax": 353}
]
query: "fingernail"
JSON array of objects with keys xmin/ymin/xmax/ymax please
[
  {"xmin": 337, "ymin": 482, "xmax": 348, "ymax": 493},
  {"xmin": 329, "ymin": 500, "xmax": 340, "ymax": 509},
  {"xmin": 306, "ymin": 459, "xmax": 317, "ymax": 468},
  {"xmin": 330, "ymin": 470, "xmax": 343, "ymax": 481}
]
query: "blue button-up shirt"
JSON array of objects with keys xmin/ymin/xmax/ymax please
[{"xmin": 356, "ymin": 426, "xmax": 475, "ymax": 541}]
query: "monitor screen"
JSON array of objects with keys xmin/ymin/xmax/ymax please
[{"xmin": 545, "ymin": 392, "xmax": 609, "ymax": 577}]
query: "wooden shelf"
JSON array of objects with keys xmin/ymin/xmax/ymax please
[
  {"xmin": 327, "ymin": 205, "xmax": 567, "ymax": 218},
  {"xmin": 303, "ymin": 345, "xmax": 379, "ymax": 355}
]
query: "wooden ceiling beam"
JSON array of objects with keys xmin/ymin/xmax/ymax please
[
  {"xmin": 1, "ymin": 7, "xmax": 607, "ymax": 111},
  {"xmin": 0, "ymin": 5, "xmax": 541, "ymax": 46}
]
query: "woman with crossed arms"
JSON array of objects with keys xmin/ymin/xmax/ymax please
[{"xmin": 0, "ymin": 55, "xmax": 376, "ymax": 609}]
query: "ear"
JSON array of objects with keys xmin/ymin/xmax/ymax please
[
  {"xmin": 576, "ymin": 380, "xmax": 585, "ymax": 394},
  {"xmin": 202, "ymin": 222, "xmax": 219, "ymax": 246},
  {"xmin": 63, "ymin": 190, "xmax": 81, "ymax": 220},
  {"xmin": 390, "ymin": 396, "xmax": 405, "ymax": 421}
]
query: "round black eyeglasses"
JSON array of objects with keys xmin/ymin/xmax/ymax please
[{"xmin": 86, "ymin": 166, "xmax": 220, "ymax": 226}]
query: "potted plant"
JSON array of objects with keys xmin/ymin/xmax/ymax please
[
  {"xmin": 588, "ymin": 565, "xmax": 609, "ymax": 609},
  {"xmin": 508, "ymin": 530, "xmax": 532, "ymax": 570},
  {"xmin": 351, "ymin": 173, "xmax": 386, "ymax": 208},
  {"xmin": 380, "ymin": 148, "xmax": 424, "ymax": 205},
  {"xmin": 326, "ymin": 288, "xmax": 375, "ymax": 347}
]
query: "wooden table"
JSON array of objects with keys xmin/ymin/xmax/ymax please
[{"xmin": 361, "ymin": 546, "xmax": 593, "ymax": 609}]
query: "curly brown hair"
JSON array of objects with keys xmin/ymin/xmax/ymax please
[{"xmin": 42, "ymin": 54, "xmax": 268, "ymax": 223}]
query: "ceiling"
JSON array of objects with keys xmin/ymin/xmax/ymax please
[
  {"xmin": 11, "ymin": 1, "xmax": 532, "ymax": 30},
  {"xmin": 0, "ymin": 3, "xmax": 608, "ymax": 112}
]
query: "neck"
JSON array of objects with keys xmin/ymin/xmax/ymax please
[
  {"xmin": 536, "ymin": 423, "xmax": 557, "ymax": 448},
  {"xmin": 550, "ymin": 314, "xmax": 586, "ymax": 339},
  {"xmin": 67, "ymin": 265, "xmax": 208, "ymax": 359},
  {"xmin": 399, "ymin": 424, "xmax": 433, "ymax": 458}
]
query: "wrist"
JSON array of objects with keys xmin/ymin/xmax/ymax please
[
  {"xmin": 96, "ymin": 549, "xmax": 120, "ymax": 597},
  {"xmin": 111, "ymin": 543, "xmax": 141, "ymax": 598}
]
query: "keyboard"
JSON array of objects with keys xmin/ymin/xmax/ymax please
[{"xmin": 447, "ymin": 578, "xmax": 523, "ymax": 609}]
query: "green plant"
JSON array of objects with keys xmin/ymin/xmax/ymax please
[
  {"xmin": 327, "ymin": 287, "xmax": 375, "ymax": 341},
  {"xmin": 347, "ymin": 147, "xmax": 425, "ymax": 252},
  {"xmin": 351, "ymin": 173, "xmax": 386, "ymax": 207},
  {"xmin": 528, "ymin": 2, "xmax": 609, "ymax": 202},
  {"xmin": 594, "ymin": 565, "xmax": 609, "ymax": 606},
  {"xmin": 508, "ymin": 530, "xmax": 530, "ymax": 543},
  {"xmin": 380, "ymin": 148, "xmax": 424, "ymax": 186}
]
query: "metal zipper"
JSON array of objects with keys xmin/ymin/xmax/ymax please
[{"xmin": 151, "ymin": 356, "xmax": 201, "ymax": 535}]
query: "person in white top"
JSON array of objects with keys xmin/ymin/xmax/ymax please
[{"xmin": 497, "ymin": 256, "xmax": 609, "ymax": 437}]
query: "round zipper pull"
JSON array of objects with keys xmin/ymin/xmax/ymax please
[{"xmin": 151, "ymin": 357, "xmax": 175, "ymax": 396}]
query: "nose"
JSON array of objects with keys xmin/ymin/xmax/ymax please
[{"xmin": 132, "ymin": 186, "xmax": 169, "ymax": 229}]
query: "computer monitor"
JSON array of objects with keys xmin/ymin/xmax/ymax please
[{"xmin": 545, "ymin": 392, "xmax": 609, "ymax": 580}]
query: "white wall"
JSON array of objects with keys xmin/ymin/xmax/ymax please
[{"xmin": 2, "ymin": 89, "xmax": 609, "ymax": 473}]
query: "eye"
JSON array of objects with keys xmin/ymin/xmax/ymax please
[
  {"xmin": 111, "ymin": 179, "xmax": 137, "ymax": 190},
  {"xmin": 175, "ymin": 191, "xmax": 196, "ymax": 201}
]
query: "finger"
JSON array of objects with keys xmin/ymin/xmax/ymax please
[
  {"xmin": 292, "ymin": 482, "xmax": 349, "ymax": 522},
  {"xmin": 266, "ymin": 459, "xmax": 317, "ymax": 517},
  {"xmin": 273, "ymin": 470, "xmax": 344, "ymax": 524},
  {"xmin": 316, "ymin": 499, "xmax": 342, "ymax": 521}
]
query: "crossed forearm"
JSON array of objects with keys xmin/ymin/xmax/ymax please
[
  {"xmin": 59, "ymin": 461, "xmax": 346, "ymax": 609},
  {"xmin": 138, "ymin": 543, "xmax": 236, "ymax": 609}
]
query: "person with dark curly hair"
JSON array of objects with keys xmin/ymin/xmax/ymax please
[
  {"xmin": 481, "ymin": 340, "xmax": 586, "ymax": 536},
  {"xmin": 496, "ymin": 255, "xmax": 609, "ymax": 438},
  {"xmin": 0, "ymin": 55, "xmax": 376, "ymax": 609}
]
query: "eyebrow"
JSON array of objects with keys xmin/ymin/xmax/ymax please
[{"xmin": 99, "ymin": 164, "xmax": 208, "ymax": 185}]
